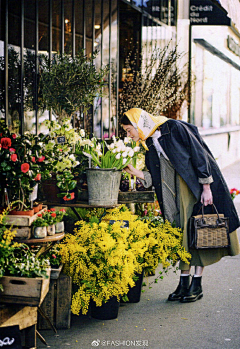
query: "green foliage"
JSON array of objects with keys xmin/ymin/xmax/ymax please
[{"xmin": 38, "ymin": 50, "xmax": 110, "ymax": 118}]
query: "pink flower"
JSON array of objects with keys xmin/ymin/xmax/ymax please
[
  {"xmin": 21, "ymin": 163, "xmax": 30, "ymax": 173},
  {"xmin": 63, "ymin": 192, "xmax": 75, "ymax": 201},
  {"xmin": 37, "ymin": 156, "xmax": 45, "ymax": 162},
  {"xmin": 1, "ymin": 138, "xmax": 11, "ymax": 149},
  {"xmin": 10, "ymin": 154, "xmax": 17, "ymax": 162},
  {"xmin": 12, "ymin": 134, "xmax": 17, "ymax": 139},
  {"xmin": 59, "ymin": 209, "xmax": 66, "ymax": 212},
  {"xmin": 35, "ymin": 173, "xmax": 41, "ymax": 181},
  {"xmin": 9, "ymin": 148, "xmax": 15, "ymax": 153},
  {"xmin": 32, "ymin": 157, "xmax": 36, "ymax": 162}
]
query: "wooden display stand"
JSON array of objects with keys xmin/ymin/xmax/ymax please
[
  {"xmin": 0, "ymin": 304, "xmax": 38, "ymax": 348},
  {"xmin": 38, "ymin": 273, "xmax": 72, "ymax": 330}
]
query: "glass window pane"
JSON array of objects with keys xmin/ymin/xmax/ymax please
[
  {"xmin": 110, "ymin": 0, "xmax": 117, "ymax": 138},
  {"xmin": 64, "ymin": 0, "xmax": 73, "ymax": 54},
  {"xmin": 102, "ymin": 0, "xmax": 109, "ymax": 139},
  {"xmin": 53, "ymin": 0, "xmax": 61, "ymax": 53},
  {"xmin": 86, "ymin": 0, "xmax": 93, "ymax": 56},
  {"xmin": 39, "ymin": 0, "xmax": 49, "ymax": 54},
  {"xmin": 75, "ymin": 0, "xmax": 83, "ymax": 53}
]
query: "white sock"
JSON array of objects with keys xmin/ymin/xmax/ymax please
[
  {"xmin": 194, "ymin": 274, "xmax": 202, "ymax": 277},
  {"xmin": 180, "ymin": 274, "xmax": 190, "ymax": 276}
]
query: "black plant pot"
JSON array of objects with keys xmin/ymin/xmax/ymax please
[
  {"xmin": 126, "ymin": 271, "xmax": 144, "ymax": 303},
  {"xmin": 91, "ymin": 296, "xmax": 120, "ymax": 320}
]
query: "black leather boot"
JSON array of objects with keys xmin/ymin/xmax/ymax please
[
  {"xmin": 180, "ymin": 276, "xmax": 203, "ymax": 303},
  {"xmin": 168, "ymin": 275, "xmax": 190, "ymax": 301}
]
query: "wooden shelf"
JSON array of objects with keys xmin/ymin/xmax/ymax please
[{"xmin": 20, "ymin": 232, "xmax": 65, "ymax": 244}]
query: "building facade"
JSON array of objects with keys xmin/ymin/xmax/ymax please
[{"xmin": 0, "ymin": 0, "xmax": 240, "ymax": 168}]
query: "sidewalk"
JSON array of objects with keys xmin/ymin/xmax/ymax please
[{"xmin": 37, "ymin": 161, "xmax": 240, "ymax": 349}]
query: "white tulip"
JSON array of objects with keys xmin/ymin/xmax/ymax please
[
  {"xmin": 122, "ymin": 151, "xmax": 127, "ymax": 158},
  {"xmin": 133, "ymin": 146, "xmax": 140, "ymax": 152},
  {"xmin": 80, "ymin": 129, "xmax": 85, "ymax": 137},
  {"xmin": 115, "ymin": 153, "xmax": 121, "ymax": 160},
  {"xmin": 112, "ymin": 149, "xmax": 117, "ymax": 153},
  {"xmin": 128, "ymin": 149, "xmax": 134, "ymax": 157},
  {"xmin": 96, "ymin": 144, "xmax": 101, "ymax": 151},
  {"xmin": 109, "ymin": 143, "xmax": 115, "ymax": 150},
  {"xmin": 124, "ymin": 137, "xmax": 130, "ymax": 144},
  {"xmin": 122, "ymin": 158, "xmax": 127, "ymax": 165}
]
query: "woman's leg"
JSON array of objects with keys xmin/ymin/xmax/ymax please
[
  {"xmin": 168, "ymin": 268, "xmax": 191, "ymax": 301},
  {"xmin": 180, "ymin": 266, "xmax": 204, "ymax": 303}
]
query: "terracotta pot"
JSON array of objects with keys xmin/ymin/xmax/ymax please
[
  {"xmin": 9, "ymin": 209, "xmax": 35, "ymax": 216},
  {"xmin": 33, "ymin": 204, "xmax": 41, "ymax": 213}
]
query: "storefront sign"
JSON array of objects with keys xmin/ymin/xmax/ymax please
[
  {"xmin": 227, "ymin": 36, "xmax": 240, "ymax": 57},
  {"xmin": 190, "ymin": 0, "xmax": 230, "ymax": 26}
]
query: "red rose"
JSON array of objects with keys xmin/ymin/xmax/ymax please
[
  {"xmin": 37, "ymin": 214, "xmax": 42, "ymax": 217},
  {"xmin": 12, "ymin": 134, "xmax": 17, "ymax": 139},
  {"xmin": 52, "ymin": 254, "xmax": 57, "ymax": 259},
  {"xmin": 9, "ymin": 148, "xmax": 15, "ymax": 153},
  {"xmin": 51, "ymin": 213, "xmax": 56, "ymax": 218},
  {"xmin": 21, "ymin": 163, "xmax": 30, "ymax": 173},
  {"xmin": 37, "ymin": 156, "xmax": 45, "ymax": 162},
  {"xmin": 63, "ymin": 192, "xmax": 75, "ymax": 201},
  {"xmin": 50, "ymin": 208, "xmax": 56, "ymax": 212},
  {"xmin": 35, "ymin": 173, "xmax": 41, "ymax": 181},
  {"xmin": 10, "ymin": 154, "xmax": 17, "ymax": 162},
  {"xmin": 31, "ymin": 157, "xmax": 36, "ymax": 162},
  {"xmin": 59, "ymin": 208, "xmax": 66, "ymax": 212},
  {"xmin": 1, "ymin": 138, "xmax": 11, "ymax": 149}
]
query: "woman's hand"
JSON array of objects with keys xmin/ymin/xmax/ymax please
[
  {"xmin": 123, "ymin": 164, "xmax": 145, "ymax": 180},
  {"xmin": 201, "ymin": 184, "xmax": 213, "ymax": 206}
]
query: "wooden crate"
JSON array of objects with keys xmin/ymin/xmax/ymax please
[
  {"xmin": 38, "ymin": 273, "xmax": 72, "ymax": 330},
  {"xmin": 0, "ymin": 269, "xmax": 50, "ymax": 306},
  {"xmin": 5, "ymin": 205, "xmax": 47, "ymax": 227}
]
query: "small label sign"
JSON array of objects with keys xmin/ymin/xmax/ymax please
[
  {"xmin": 57, "ymin": 136, "xmax": 66, "ymax": 144},
  {"xmin": 109, "ymin": 220, "xmax": 129, "ymax": 228},
  {"xmin": 0, "ymin": 326, "xmax": 22, "ymax": 349}
]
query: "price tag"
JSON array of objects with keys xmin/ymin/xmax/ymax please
[{"xmin": 57, "ymin": 136, "xmax": 66, "ymax": 144}]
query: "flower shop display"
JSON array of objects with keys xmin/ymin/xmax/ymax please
[
  {"xmin": 39, "ymin": 118, "xmax": 82, "ymax": 202},
  {"xmin": 0, "ymin": 125, "xmax": 43, "ymax": 212},
  {"xmin": 75, "ymin": 136, "xmax": 140, "ymax": 206},
  {"xmin": 58, "ymin": 205, "xmax": 191, "ymax": 315},
  {"xmin": 0, "ymin": 207, "xmax": 50, "ymax": 305}
]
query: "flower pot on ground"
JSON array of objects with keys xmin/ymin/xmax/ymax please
[
  {"xmin": 90, "ymin": 296, "xmax": 120, "ymax": 320},
  {"xmin": 123, "ymin": 270, "xmax": 145, "ymax": 303}
]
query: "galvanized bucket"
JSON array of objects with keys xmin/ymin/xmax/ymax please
[{"xmin": 86, "ymin": 168, "xmax": 122, "ymax": 206}]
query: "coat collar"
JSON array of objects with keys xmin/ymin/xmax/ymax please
[{"xmin": 146, "ymin": 121, "xmax": 170, "ymax": 149}]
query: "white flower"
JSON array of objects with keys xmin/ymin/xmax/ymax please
[
  {"xmin": 128, "ymin": 149, "xmax": 134, "ymax": 157},
  {"xmin": 49, "ymin": 131, "xmax": 55, "ymax": 138},
  {"xmin": 112, "ymin": 149, "xmax": 117, "ymax": 153},
  {"xmin": 80, "ymin": 129, "xmax": 85, "ymax": 137},
  {"xmin": 96, "ymin": 144, "xmax": 101, "ymax": 151},
  {"xmin": 115, "ymin": 153, "xmax": 121, "ymax": 160},
  {"xmin": 54, "ymin": 124, "xmax": 61, "ymax": 130},
  {"xmin": 122, "ymin": 158, "xmax": 127, "ymax": 165},
  {"xmin": 97, "ymin": 151, "xmax": 102, "ymax": 157},
  {"xmin": 124, "ymin": 137, "xmax": 130, "ymax": 144},
  {"xmin": 109, "ymin": 143, "xmax": 115, "ymax": 150},
  {"xmin": 122, "ymin": 151, "xmax": 128, "ymax": 158},
  {"xmin": 69, "ymin": 154, "xmax": 76, "ymax": 161},
  {"xmin": 133, "ymin": 146, "xmax": 140, "ymax": 152}
]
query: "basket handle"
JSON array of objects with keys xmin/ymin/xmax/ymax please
[{"xmin": 201, "ymin": 203, "xmax": 221, "ymax": 222}]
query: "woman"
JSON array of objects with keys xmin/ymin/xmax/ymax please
[{"xmin": 121, "ymin": 108, "xmax": 240, "ymax": 303}]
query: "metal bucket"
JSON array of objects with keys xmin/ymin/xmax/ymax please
[{"xmin": 86, "ymin": 168, "xmax": 122, "ymax": 206}]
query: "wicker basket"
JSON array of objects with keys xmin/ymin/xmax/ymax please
[{"xmin": 189, "ymin": 205, "xmax": 230, "ymax": 249}]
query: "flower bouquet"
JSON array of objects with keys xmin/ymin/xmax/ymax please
[{"xmin": 230, "ymin": 188, "xmax": 239, "ymax": 200}]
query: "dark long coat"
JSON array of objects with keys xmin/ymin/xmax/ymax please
[{"xmin": 145, "ymin": 119, "xmax": 240, "ymax": 234}]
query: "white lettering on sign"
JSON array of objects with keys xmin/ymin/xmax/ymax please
[
  {"xmin": 0, "ymin": 337, "xmax": 15, "ymax": 347},
  {"xmin": 190, "ymin": 17, "xmax": 208, "ymax": 23},
  {"xmin": 190, "ymin": 5, "xmax": 213, "ymax": 11}
]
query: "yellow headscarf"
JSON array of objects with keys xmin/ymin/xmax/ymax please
[{"xmin": 124, "ymin": 108, "xmax": 168, "ymax": 150}]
